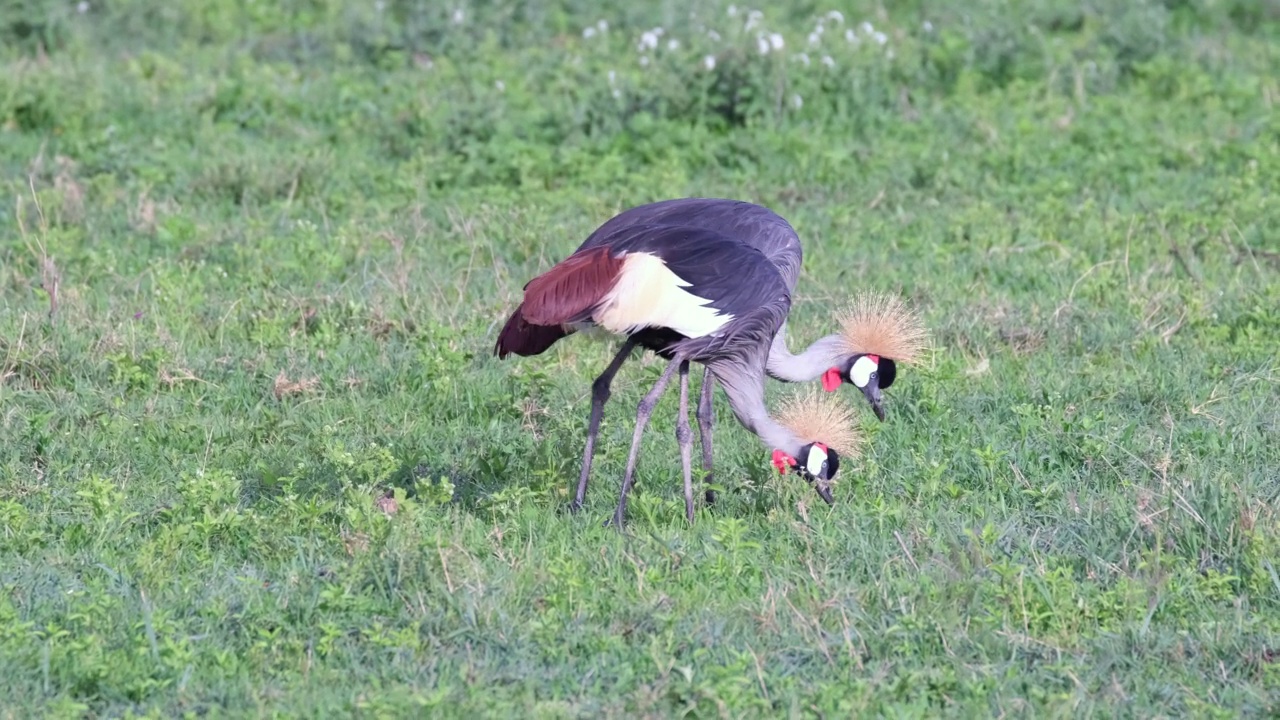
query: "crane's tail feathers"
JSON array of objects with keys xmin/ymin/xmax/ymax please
[
  {"xmin": 494, "ymin": 304, "xmax": 568, "ymax": 358},
  {"xmin": 776, "ymin": 387, "xmax": 863, "ymax": 459},
  {"xmin": 835, "ymin": 290, "xmax": 929, "ymax": 364}
]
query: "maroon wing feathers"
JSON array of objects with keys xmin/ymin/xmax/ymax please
[
  {"xmin": 494, "ymin": 246, "xmax": 623, "ymax": 359},
  {"xmin": 521, "ymin": 246, "xmax": 622, "ymax": 325}
]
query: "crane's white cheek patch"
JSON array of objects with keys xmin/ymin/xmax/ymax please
[
  {"xmin": 595, "ymin": 253, "xmax": 733, "ymax": 338},
  {"xmin": 849, "ymin": 355, "xmax": 878, "ymax": 388},
  {"xmin": 805, "ymin": 445, "xmax": 827, "ymax": 478}
]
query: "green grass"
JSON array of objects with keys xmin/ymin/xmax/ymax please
[{"xmin": 2, "ymin": 0, "xmax": 1279, "ymax": 716}]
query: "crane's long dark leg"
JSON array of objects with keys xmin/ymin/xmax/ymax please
[
  {"xmin": 609, "ymin": 358, "xmax": 682, "ymax": 528},
  {"xmin": 572, "ymin": 337, "xmax": 639, "ymax": 513},
  {"xmin": 697, "ymin": 366, "xmax": 717, "ymax": 505},
  {"xmin": 675, "ymin": 361, "xmax": 695, "ymax": 523}
]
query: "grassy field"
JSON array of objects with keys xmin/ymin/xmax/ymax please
[{"xmin": 2, "ymin": 0, "xmax": 1279, "ymax": 716}]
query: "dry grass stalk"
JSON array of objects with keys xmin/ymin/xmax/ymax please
[{"xmin": 273, "ymin": 371, "xmax": 319, "ymax": 399}]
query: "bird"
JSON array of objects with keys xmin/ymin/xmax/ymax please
[
  {"xmin": 496, "ymin": 197, "xmax": 927, "ymax": 511},
  {"xmin": 494, "ymin": 221, "xmax": 864, "ymax": 524}
]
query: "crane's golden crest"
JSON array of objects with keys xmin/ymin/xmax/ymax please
[
  {"xmin": 776, "ymin": 387, "xmax": 862, "ymax": 459},
  {"xmin": 835, "ymin": 290, "xmax": 929, "ymax": 364}
]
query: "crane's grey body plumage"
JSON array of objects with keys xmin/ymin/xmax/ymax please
[
  {"xmin": 578, "ymin": 198, "xmax": 847, "ymax": 379},
  {"xmin": 566, "ymin": 198, "xmax": 849, "ymax": 512}
]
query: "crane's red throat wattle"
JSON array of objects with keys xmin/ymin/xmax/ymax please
[
  {"xmin": 821, "ymin": 367, "xmax": 842, "ymax": 392},
  {"xmin": 771, "ymin": 449, "xmax": 794, "ymax": 474}
]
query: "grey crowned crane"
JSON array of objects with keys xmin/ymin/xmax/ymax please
[
  {"xmin": 496, "ymin": 197, "xmax": 927, "ymax": 513},
  {"xmin": 494, "ymin": 222, "xmax": 863, "ymax": 524}
]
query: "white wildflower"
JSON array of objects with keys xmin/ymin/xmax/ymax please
[
  {"xmin": 821, "ymin": 54, "xmax": 834, "ymax": 68},
  {"xmin": 768, "ymin": 32, "xmax": 784, "ymax": 51},
  {"xmin": 640, "ymin": 55, "xmax": 650, "ymax": 66},
  {"xmin": 667, "ymin": 38, "xmax": 679, "ymax": 51},
  {"xmin": 653, "ymin": 27, "xmax": 665, "ymax": 36},
  {"xmin": 77, "ymin": 0, "xmax": 89, "ymax": 11},
  {"xmin": 860, "ymin": 21, "xmax": 874, "ymax": 34},
  {"xmin": 845, "ymin": 28, "xmax": 858, "ymax": 43},
  {"xmin": 494, "ymin": 80, "xmax": 505, "ymax": 91},
  {"xmin": 746, "ymin": 10, "xmax": 763, "ymax": 31},
  {"xmin": 583, "ymin": 27, "xmax": 597, "ymax": 39},
  {"xmin": 794, "ymin": 52, "xmax": 810, "ymax": 66},
  {"xmin": 612, "ymin": 88, "xmax": 622, "ymax": 99},
  {"xmin": 757, "ymin": 35, "xmax": 770, "ymax": 54},
  {"xmin": 452, "ymin": 7, "xmax": 464, "ymax": 24},
  {"xmin": 727, "ymin": 4, "xmax": 738, "ymax": 16},
  {"xmin": 826, "ymin": 10, "xmax": 844, "ymax": 24},
  {"xmin": 639, "ymin": 31, "xmax": 659, "ymax": 51},
  {"xmin": 791, "ymin": 93, "xmax": 803, "ymax": 109},
  {"xmin": 922, "ymin": 20, "xmax": 934, "ymax": 32},
  {"xmin": 708, "ymin": 29, "xmax": 721, "ymax": 41},
  {"xmin": 873, "ymin": 31, "xmax": 887, "ymax": 45},
  {"xmin": 598, "ymin": 20, "xmax": 609, "ymax": 32},
  {"xmin": 808, "ymin": 31, "xmax": 821, "ymax": 46},
  {"xmin": 703, "ymin": 54, "xmax": 716, "ymax": 70},
  {"xmin": 374, "ymin": 0, "xmax": 384, "ymax": 11},
  {"xmin": 608, "ymin": 69, "xmax": 617, "ymax": 84}
]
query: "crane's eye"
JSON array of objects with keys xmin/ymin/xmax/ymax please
[{"xmin": 848, "ymin": 355, "xmax": 878, "ymax": 389}]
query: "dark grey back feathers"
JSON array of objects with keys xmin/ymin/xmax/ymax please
[{"xmin": 578, "ymin": 197, "xmax": 804, "ymax": 290}]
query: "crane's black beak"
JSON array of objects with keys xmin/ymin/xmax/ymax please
[
  {"xmin": 863, "ymin": 382, "xmax": 885, "ymax": 422},
  {"xmin": 815, "ymin": 483, "xmax": 834, "ymax": 505}
]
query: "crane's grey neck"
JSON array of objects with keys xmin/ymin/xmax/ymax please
[
  {"xmin": 765, "ymin": 322, "xmax": 849, "ymax": 383},
  {"xmin": 706, "ymin": 353, "xmax": 804, "ymax": 458}
]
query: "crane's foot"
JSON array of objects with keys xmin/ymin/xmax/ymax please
[{"xmin": 702, "ymin": 471, "xmax": 718, "ymax": 506}]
